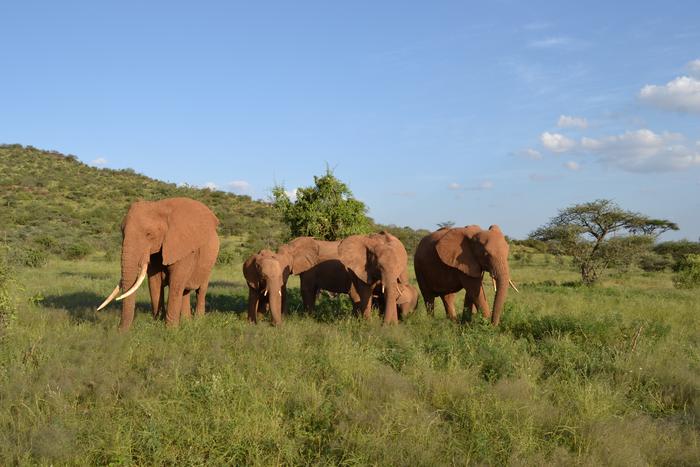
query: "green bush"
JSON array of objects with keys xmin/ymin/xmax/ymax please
[
  {"xmin": 63, "ymin": 242, "xmax": 93, "ymax": 260},
  {"xmin": 8, "ymin": 247, "xmax": 49, "ymax": 268},
  {"xmin": 638, "ymin": 252, "xmax": 673, "ymax": 272},
  {"xmin": 216, "ymin": 249, "xmax": 237, "ymax": 265},
  {"xmin": 672, "ymin": 254, "xmax": 700, "ymax": 289},
  {"xmin": 0, "ymin": 254, "xmax": 15, "ymax": 329}
]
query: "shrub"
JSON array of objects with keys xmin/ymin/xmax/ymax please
[
  {"xmin": 672, "ymin": 254, "xmax": 700, "ymax": 289},
  {"xmin": 63, "ymin": 242, "xmax": 93, "ymax": 260},
  {"xmin": 0, "ymin": 253, "xmax": 15, "ymax": 330},
  {"xmin": 8, "ymin": 247, "xmax": 49, "ymax": 268},
  {"xmin": 216, "ymin": 249, "xmax": 237, "ymax": 265},
  {"xmin": 638, "ymin": 253, "xmax": 673, "ymax": 272}
]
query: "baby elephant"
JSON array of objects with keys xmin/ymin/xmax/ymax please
[{"xmin": 373, "ymin": 282, "xmax": 419, "ymax": 320}]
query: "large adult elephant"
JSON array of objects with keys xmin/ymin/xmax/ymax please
[
  {"xmin": 243, "ymin": 237, "xmax": 320, "ymax": 325},
  {"xmin": 414, "ymin": 225, "xmax": 517, "ymax": 325},
  {"xmin": 338, "ymin": 231, "xmax": 409, "ymax": 324},
  {"xmin": 97, "ymin": 197, "xmax": 220, "ymax": 330}
]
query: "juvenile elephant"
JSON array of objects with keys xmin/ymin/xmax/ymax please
[
  {"xmin": 97, "ymin": 197, "xmax": 220, "ymax": 330},
  {"xmin": 414, "ymin": 225, "xmax": 517, "ymax": 325},
  {"xmin": 243, "ymin": 237, "xmax": 320, "ymax": 325},
  {"xmin": 373, "ymin": 282, "xmax": 419, "ymax": 319},
  {"xmin": 338, "ymin": 231, "xmax": 409, "ymax": 324}
]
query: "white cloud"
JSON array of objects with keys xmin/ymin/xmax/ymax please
[
  {"xmin": 517, "ymin": 148, "xmax": 543, "ymax": 160},
  {"xmin": 228, "ymin": 180, "xmax": 251, "ymax": 194},
  {"xmin": 639, "ymin": 75, "xmax": 700, "ymax": 113},
  {"xmin": 688, "ymin": 59, "xmax": 700, "ymax": 78},
  {"xmin": 92, "ymin": 157, "xmax": 108, "ymax": 166},
  {"xmin": 203, "ymin": 182, "xmax": 217, "ymax": 191},
  {"xmin": 579, "ymin": 129, "xmax": 700, "ymax": 172},
  {"xmin": 285, "ymin": 188, "xmax": 298, "ymax": 202},
  {"xmin": 477, "ymin": 180, "xmax": 494, "ymax": 190},
  {"xmin": 564, "ymin": 161, "xmax": 581, "ymax": 171},
  {"xmin": 557, "ymin": 115, "xmax": 588, "ymax": 129},
  {"xmin": 448, "ymin": 182, "xmax": 461, "ymax": 190},
  {"xmin": 541, "ymin": 132, "xmax": 576, "ymax": 153}
]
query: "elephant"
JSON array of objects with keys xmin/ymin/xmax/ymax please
[
  {"xmin": 372, "ymin": 282, "xmax": 419, "ymax": 320},
  {"xmin": 97, "ymin": 197, "xmax": 220, "ymax": 330},
  {"xmin": 414, "ymin": 224, "xmax": 517, "ymax": 325},
  {"xmin": 338, "ymin": 231, "xmax": 409, "ymax": 324},
  {"xmin": 243, "ymin": 237, "xmax": 320, "ymax": 325}
]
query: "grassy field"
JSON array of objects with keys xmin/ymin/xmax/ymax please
[{"xmin": 1, "ymin": 254, "xmax": 698, "ymax": 465}]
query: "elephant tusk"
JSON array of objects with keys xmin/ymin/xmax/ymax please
[
  {"xmin": 116, "ymin": 263, "xmax": 148, "ymax": 301},
  {"xmin": 278, "ymin": 290, "xmax": 282, "ymax": 297},
  {"xmin": 263, "ymin": 289, "xmax": 268, "ymax": 297},
  {"xmin": 396, "ymin": 285, "xmax": 403, "ymax": 298},
  {"xmin": 509, "ymin": 279, "xmax": 520, "ymax": 293},
  {"xmin": 97, "ymin": 285, "xmax": 120, "ymax": 311},
  {"xmin": 382, "ymin": 285, "xmax": 385, "ymax": 294},
  {"xmin": 492, "ymin": 276, "xmax": 497, "ymax": 293}
]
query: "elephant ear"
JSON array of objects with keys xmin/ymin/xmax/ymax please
[
  {"xmin": 435, "ymin": 228, "xmax": 481, "ymax": 276},
  {"xmin": 338, "ymin": 235, "xmax": 370, "ymax": 283},
  {"xmin": 242, "ymin": 254, "xmax": 260, "ymax": 288},
  {"xmin": 278, "ymin": 237, "xmax": 319, "ymax": 274},
  {"xmin": 162, "ymin": 199, "xmax": 219, "ymax": 265}
]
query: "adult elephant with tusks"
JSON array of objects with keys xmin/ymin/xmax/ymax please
[
  {"xmin": 96, "ymin": 197, "xmax": 220, "ymax": 330},
  {"xmin": 338, "ymin": 231, "xmax": 409, "ymax": 324},
  {"xmin": 414, "ymin": 225, "xmax": 518, "ymax": 325}
]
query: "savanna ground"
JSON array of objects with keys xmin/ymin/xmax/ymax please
[{"xmin": 1, "ymin": 253, "xmax": 698, "ymax": 465}]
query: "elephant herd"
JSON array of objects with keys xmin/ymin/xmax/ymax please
[{"xmin": 96, "ymin": 197, "xmax": 517, "ymax": 330}]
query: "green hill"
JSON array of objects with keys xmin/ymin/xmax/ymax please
[{"xmin": 0, "ymin": 144, "xmax": 287, "ymax": 263}]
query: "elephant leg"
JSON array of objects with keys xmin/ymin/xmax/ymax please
[
  {"xmin": 194, "ymin": 283, "xmax": 208, "ymax": 317},
  {"xmin": 461, "ymin": 290, "xmax": 475, "ymax": 323},
  {"xmin": 357, "ymin": 284, "xmax": 373, "ymax": 320},
  {"xmin": 301, "ymin": 279, "xmax": 316, "ymax": 313},
  {"xmin": 462, "ymin": 276, "xmax": 491, "ymax": 320},
  {"xmin": 247, "ymin": 287, "xmax": 259, "ymax": 323},
  {"xmin": 423, "ymin": 294, "xmax": 436, "ymax": 316},
  {"xmin": 181, "ymin": 290, "xmax": 192, "ymax": 319},
  {"xmin": 148, "ymin": 271, "xmax": 164, "ymax": 320},
  {"xmin": 282, "ymin": 286, "xmax": 288, "ymax": 315},
  {"xmin": 440, "ymin": 293, "xmax": 458, "ymax": 322}
]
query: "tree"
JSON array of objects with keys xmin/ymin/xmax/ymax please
[
  {"xmin": 437, "ymin": 221, "xmax": 455, "ymax": 229},
  {"xmin": 530, "ymin": 199, "xmax": 678, "ymax": 284},
  {"xmin": 272, "ymin": 168, "xmax": 372, "ymax": 241}
]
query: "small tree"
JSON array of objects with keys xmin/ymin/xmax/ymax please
[
  {"xmin": 272, "ymin": 168, "xmax": 372, "ymax": 241},
  {"xmin": 437, "ymin": 221, "xmax": 455, "ymax": 229},
  {"xmin": 530, "ymin": 199, "xmax": 678, "ymax": 284}
]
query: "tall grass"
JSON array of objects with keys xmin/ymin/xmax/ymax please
[{"xmin": 0, "ymin": 255, "xmax": 698, "ymax": 465}]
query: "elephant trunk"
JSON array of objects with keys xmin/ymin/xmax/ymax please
[
  {"xmin": 119, "ymin": 243, "xmax": 148, "ymax": 330},
  {"xmin": 266, "ymin": 281, "xmax": 284, "ymax": 326},
  {"xmin": 490, "ymin": 261, "xmax": 510, "ymax": 326},
  {"xmin": 382, "ymin": 274, "xmax": 400, "ymax": 325}
]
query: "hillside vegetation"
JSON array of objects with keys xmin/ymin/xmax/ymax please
[{"xmin": 0, "ymin": 144, "xmax": 286, "ymax": 261}]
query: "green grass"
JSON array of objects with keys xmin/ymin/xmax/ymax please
[{"xmin": 1, "ymin": 255, "xmax": 698, "ymax": 465}]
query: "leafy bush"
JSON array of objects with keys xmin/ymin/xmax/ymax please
[
  {"xmin": 8, "ymin": 247, "xmax": 49, "ymax": 268},
  {"xmin": 63, "ymin": 242, "xmax": 93, "ymax": 260},
  {"xmin": 672, "ymin": 254, "xmax": 700, "ymax": 289},
  {"xmin": 0, "ymin": 253, "xmax": 15, "ymax": 329},
  {"xmin": 216, "ymin": 249, "xmax": 237, "ymax": 265},
  {"xmin": 638, "ymin": 253, "xmax": 673, "ymax": 272}
]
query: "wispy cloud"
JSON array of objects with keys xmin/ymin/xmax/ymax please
[
  {"xmin": 203, "ymin": 182, "xmax": 217, "ymax": 190},
  {"xmin": 557, "ymin": 115, "xmax": 588, "ymax": 129},
  {"xmin": 564, "ymin": 161, "xmax": 581, "ymax": 171},
  {"xmin": 228, "ymin": 180, "xmax": 252, "ymax": 194},
  {"xmin": 516, "ymin": 148, "xmax": 543, "ymax": 160},
  {"xmin": 92, "ymin": 157, "xmax": 108, "ymax": 167},
  {"xmin": 528, "ymin": 36, "xmax": 572, "ymax": 48}
]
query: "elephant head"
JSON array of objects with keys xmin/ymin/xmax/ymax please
[
  {"xmin": 338, "ymin": 231, "xmax": 409, "ymax": 324},
  {"xmin": 435, "ymin": 224, "xmax": 514, "ymax": 325},
  {"xmin": 97, "ymin": 197, "xmax": 219, "ymax": 330},
  {"xmin": 243, "ymin": 237, "xmax": 320, "ymax": 325}
]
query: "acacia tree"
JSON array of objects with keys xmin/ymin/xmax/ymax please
[
  {"xmin": 530, "ymin": 199, "xmax": 678, "ymax": 284},
  {"xmin": 272, "ymin": 168, "xmax": 372, "ymax": 241}
]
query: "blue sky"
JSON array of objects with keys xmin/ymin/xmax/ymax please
[{"xmin": 2, "ymin": 1, "xmax": 699, "ymax": 240}]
